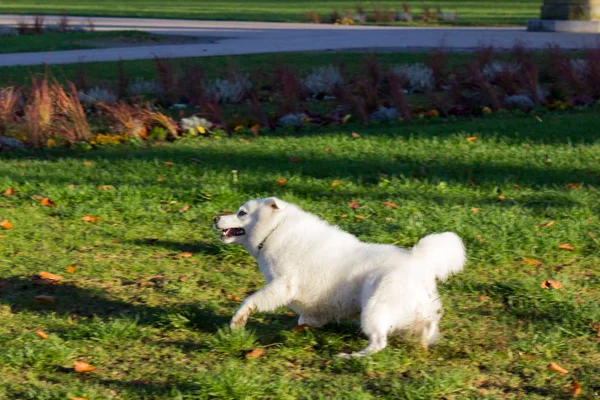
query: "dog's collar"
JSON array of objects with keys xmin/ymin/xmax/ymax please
[{"xmin": 257, "ymin": 219, "xmax": 284, "ymax": 252}]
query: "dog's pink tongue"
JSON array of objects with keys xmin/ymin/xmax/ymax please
[{"xmin": 225, "ymin": 229, "xmax": 232, "ymax": 236}]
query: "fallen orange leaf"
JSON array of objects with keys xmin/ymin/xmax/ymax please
[
  {"xmin": 39, "ymin": 271, "xmax": 64, "ymax": 282},
  {"xmin": 523, "ymin": 257, "xmax": 542, "ymax": 265},
  {"xmin": 325, "ymin": 148, "xmax": 332, "ymax": 153},
  {"xmin": 466, "ymin": 136, "xmax": 478, "ymax": 142},
  {"xmin": 173, "ymin": 252, "xmax": 193, "ymax": 259},
  {"xmin": 245, "ymin": 348, "xmax": 264, "ymax": 359},
  {"xmin": 351, "ymin": 132, "xmax": 361, "ymax": 138},
  {"xmin": 355, "ymin": 215, "xmax": 367, "ymax": 221},
  {"xmin": 331, "ymin": 180, "xmax": 341, "ymax": 187},
  {"xmin": 33, "ymin": 295, "xmax": 56, "ymax": 304},
  {"xmin": 80, "ymin": 216, "xmax": 99, "ymax": 223},
  {"xmin": 571, "ymin": 381, "xmax": 582, "ymax": 397},
  {"xmin": 340, "ymin": 214, "xmax": 348, "ymax": 218},
  {"xmin": 476, "ymin": 235, "xmax": 486, "ymax": 243},
  {"xmin": 73, "ymin": 361, "xmax": 96, "ymax": 373},
  {"xmin": 276, "ymin": 178, "xmax": 287, "ymax": 187},
  {"xmin": 558, "ymin": 243, "xmax": 575, "ymax": 251},
  {"xmin": 35, "ymin": 329, "xmax": 48, "ymax": 339},
  {"xmin": 565, "ymin": 183, "xmax": 581, "ymax": 190},
  {"xmin": 471, "ymin": 208, "xmax": 480, "ymax": 213},
  {"xmin": 157, "ymin": 177, "xmax": 165, "ymax": 182},
  {"xmin": 498, "ymin": 195, "xmax": 506, "ymax": 201},
  {"xmin": 547, "ymin": 362, "xmax": 568, "ymax": 374},
  {"xmin": 4, "ymin": 187, "xmax": 16, "ymax": 196},
  {"xmin": 68, "ymin": 184, "xmax": 77, "ymax": 189},
  {"xmin": 66, "ymin": 265, "xmax": 77, "ymax": 273},
  {"xmin": 0, "ymin": 220, "xmax": 14, "ymax": 229},
  {"xmin": 536, "ymin": 221, "xmax": 555, "ymax": 228},
  {"xmin": 385, "ymin": 217, "xmax": 393, "ymax": 222},
  {"xmin": 478, "ymin": 296, "xmax": 490, "ymax": 302},
  {"xmin": 40, "ymin": 198, "xmax": 56, "ymax": 207},
  {"xmin": 291, "ymin": 324, "xmax": 311, "ymax": 333},
  {"xmin": 83, "ymin": 161, "xmax": 92, "ymax": 166},
  {"xmin": 382, "ymin": 201, "xmax": 399, "ymax": 209},
  {"xmin": 97, "ymin": 185, "xmax": 115, "ymax": 191},
  {"xmin": 226, "ymin": 295, "xmax": 242, "ymax": 302},
  {"xmin": 179, "ymin": 204, "xmax": 190, "ymax": 213},
  {"xmin": 164, "ymin": 162, "xmax": 174, "ymax": 166},
  {"xmin": 69, "ymin": 397, "xmax": 88, "ymax": 400},
  {"xmin": 0, "ymin": 235, "xmax": 5, "ymax": 238},
  {"xmin": 349, "ymin": 201, "xmax": 361, "ymax": 209},
  {"xmin": 541, "ymin": 280, "xmax": 563, "ymax": 289}
]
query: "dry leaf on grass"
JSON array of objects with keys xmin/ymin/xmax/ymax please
[
  {"xmin": 331, "ymin": 180, "xmax": 341, "ymax": 187},
  {"xmin": 35, "ymin": 329, "xmax": 48, "ymax": 339},
  {"xmin": 382, "ymin": 201, "xmax": 399, "ymax": 209},
  {"xmin": 476, "ymin": 235, "xmax": 486, "ymax": 243},
  {"xmin": 276, "ymin": 178, "xmax": 287, "ymax": 187},
  {"xmin": 498, "ymin": 195, "xmax": 506, "ymax": 201},
  {"xmin": 558, "ymin": 243, "xmax": 575, "ymax": 251},
  {"xmin": 541, "ymin": 280, "xmax": 563, "ymax": 289},
  {"xmin": 565, "ymin": 183, "xmax": 581, "ymax": 190},
  {"xmin": 351, "ymin": 132, "xmax": 361, "ymax": 138},
  {"xmin": 385, "ymin": 217, "xmax": 393, "ymax": 222},
  {"xmin": 0, "ymin": 220, "xmax": 14, "ymax": 229},
  {"xmin": 536, "ymin": 221, "xmax": 555, "ymax": 228},
  {"xmin": 245, "ymin": 348, "xmax": 264, "ymax": 359},
  {"xmin": 68, "ymin": 184, "xmax": 77, "ymax": 189},
  {"xmin": 523, "ymin": 258, "xmax": 542, "ymax": 265},
  {"xmin": 173, "ymin": 252, "xmax": 193, "ymax": 259},
  {"xmin": 33, "ymin": 295, "xmax": 56, "ymax": 304},
  {"xmin": 349, "ymin": 201, "xmax": 361, "ymax": 209},
  {"xmin": 69, "ymin": 397, "xmax": 88, "ymax": 400},
  {"xmin": 40, "ymin": 198, "xmax": 56, "ymax": 207},
  {"xmin": 83, "ymin": 161, "xmax": 92, "ymax": 166},
  {"xmin": 291, "ymin": 324, "xmax": 311, "ymax": 333},
  {"xmin": 4, "ymin": 187, "xmax": 16, "ymax": 196},
  {"xmin": 73, "ymin": 361, "xmax": 96, "ymax": 373},
  {"xmin": 226, "ymin": 295, "xmax": 242, "ymax": 302},
  {"xmin": 157, "ymin": 177, "xmax": 165, "ymax": 182},
  {"xmin": 164, "ymin": 162, "xmax": 174, "ymax": 166},
  {"xmin": 66, "ymin": 265, "xmax": 77, "ymax": 273},
  {"xmin": 325, "ymin": 148, "xmax": 332, "ymax": 153},
  {"xmin": 97, "ymin": 185, "xmax": 115, "ymax": 191},
  {"xmin": 547, "ymin": 362, "xmax": 568, "ymax": 374},
  {"xmin": 81, "ymin": 216, "xmax": 99, "ymax": 223},
  {"xmin": 179, "ymin": 204, "xmax": 190, "ymax": 213},
  {"xmin": 571, "ymin": 381, "xmax": 582, "ymax": 397},
  {"xmin": 466, "ymin": 136, "xmax": 478, "ymax": 142},
  {"xmin": 355, "ymin": 215, "xmax": 367, "ymax": 221},
  {"xmin": 39, "ymin": 271, "xmax": 64, "ymax": 282},
  {"xmin": 471, "ymin": 208, "xmax": 480, "ymax": 213},
  {"xmin": 0, "ymin": 235, "xmax": 4, "ymax": 239}
]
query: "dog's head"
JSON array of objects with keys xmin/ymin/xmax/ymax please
[{"xmin": 213, "ymin": 197, "xmax": 287, "ymax": 245}]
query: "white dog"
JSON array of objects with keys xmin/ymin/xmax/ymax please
[{"xmin": 214, "ymin": 197, "xmax": 465, "ymax": 358}]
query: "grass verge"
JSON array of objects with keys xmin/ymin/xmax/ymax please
[
  {"xmin": 0, "ymin": 0, "xmax": 541, "ymax": 25},
  {"xmin": 1, "ymin": 111, "xmax": 599, "ymax": 399}
]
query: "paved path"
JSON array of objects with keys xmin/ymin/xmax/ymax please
[{"xmin": 1, "ymin": 14, "xmax": 599, "ymax": 67}]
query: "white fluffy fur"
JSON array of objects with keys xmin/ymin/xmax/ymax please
[{"xmin": 214, "ymin": 197, "xmax": 466, "ymax": 357}]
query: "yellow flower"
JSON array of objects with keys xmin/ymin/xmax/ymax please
[
  {"xmin": 482, "ymin": 107, "xmax": 492, "ymax": 115},
  {"xmin": 197, "ymin": 126, "xmax": 206, "ymax": 134},
  {"xmin": 46, "ymin": 139, "xmax": 56, "ymax": 148}
]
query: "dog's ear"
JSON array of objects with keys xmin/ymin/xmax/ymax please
[{"xmin": 265, "ymin": 197, "xmax": 286, "ymax": 211}]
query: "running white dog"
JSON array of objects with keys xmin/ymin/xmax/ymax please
[{"xmin": 214, "ymin": 197, "xmax": 465, "ymax": 358}]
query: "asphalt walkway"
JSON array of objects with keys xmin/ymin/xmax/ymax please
[{"xmin": 1, "ymin": 15, "xmax": 599, "ymax": 66}]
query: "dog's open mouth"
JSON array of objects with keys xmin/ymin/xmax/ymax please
[{"xmin": 221, "ymin": 228, "xmax": 246, "ymax": 237}]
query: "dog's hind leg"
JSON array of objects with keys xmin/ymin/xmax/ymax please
[
  {"xmin": 419, "ymin": 319, "xmax": 440, "ymax": 348},
  {"xmin": 337, "ymin": 332, "xmax": 388, "ymax": 358},
  {"xmin": 298, "ymin": 315, "xmax": 327, "ymax": 328}
]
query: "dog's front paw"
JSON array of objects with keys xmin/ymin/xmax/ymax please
[{"xmin": 230, "ymin": 305, "xmax": 252, "ymax": 330}]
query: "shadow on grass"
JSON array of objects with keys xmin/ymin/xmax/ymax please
[
  {"xmin": 129, "ymin": 238, "xmax": 224, "ymax": 255},
  {"xmin": 0, "ymin": 276, "xmax": 229, "ymax": 332}
]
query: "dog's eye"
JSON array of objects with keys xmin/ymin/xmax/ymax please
[{"xmin": 237, "ymin": 210, "xmax": 247, "ymax": 217}]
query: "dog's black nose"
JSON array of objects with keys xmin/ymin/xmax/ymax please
[{"xmin": 213, "ymin": 216, "xmax": 220, "ymax": 223}]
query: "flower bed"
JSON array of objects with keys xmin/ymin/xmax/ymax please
[{"xmin": 1, "ymin": 45, "xmax": 599, "ymax": 151}]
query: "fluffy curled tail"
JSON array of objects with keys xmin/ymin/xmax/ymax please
[{"xmin": 411, "ymin": 232, "xmax": 466, "ymax": 281}]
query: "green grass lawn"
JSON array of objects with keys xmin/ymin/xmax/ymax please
[
  {"xmin": 0, "ymin": 31, "xmax": 177, "ymax": 54},
  {"xmin": 1, "ymin": 111, "xmax": 599, "ymax": 399},
  {"xmin": 0, "ymin": 51, "xmax": 476, "ymax": 87},
  {"xmin": 0, "ymin": 0, "xmax": 541, "ymax": 25}
]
